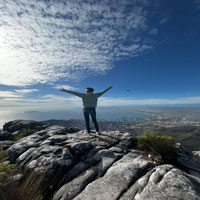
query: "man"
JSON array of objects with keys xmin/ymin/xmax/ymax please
[{"xmin": 59, "ymin": 86, "xmax": 113, "ymax": 135}]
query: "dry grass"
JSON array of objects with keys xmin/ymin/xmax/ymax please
[{"xmin": 0, "ymin": 172, "xmax": 45, "ymax": 200}]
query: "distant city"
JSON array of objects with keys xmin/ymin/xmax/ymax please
[{"xmin": 25, "ymin": 106, "xmax": 200, "ymax": 135}]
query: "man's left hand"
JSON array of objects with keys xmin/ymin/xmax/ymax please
[{"xmin": 59, "ymin": 88, "xmax": 66, "ymax": 92}]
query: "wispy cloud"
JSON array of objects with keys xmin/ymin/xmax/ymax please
[
  {"xmin": 54, "ymin": 85, "xmax": 77, "ymax": 91},
  {"xmin": 0, "ymin": 89, "xmax": 39, "ymax": 98},
  {"xmin": 194, "ymin": 0, "xmax": 200, "ymax": 10},
  {"xmin": 1, "ymin": 94, "xmax": 200, "ymax": 109},
  {"xmin": 0, "ymin": 94, "xmax": 82, "ymax": 109},
  {"xmin": 149, "ymin": 28, "xmax": 158, "ymax": 35},
  {"xmin": 14, "ymin": 89, "xmax": 39, "ymax": 93},
  {"xmin": 99, "ymin": 96, "xmax": 200, "ymax": 106},
  {"xmin": 159, "ymin": 16, "xmax": 170, "ymax": 24},
  {"xmin": 0, "ymin": 0, "xmax": 157, "ymax": 86},
  {"xmin": 0, "ymin": 91, "xmax": 23, "ymax": 98}
]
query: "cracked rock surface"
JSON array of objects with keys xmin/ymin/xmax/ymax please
[{"xmin": 2, "ymin": 120, "xmax": 200, "ymax": 200}]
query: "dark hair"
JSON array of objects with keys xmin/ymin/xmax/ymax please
[{"xmin": 86, "ymin": 87, "xmax": 94, "ymax": 92}]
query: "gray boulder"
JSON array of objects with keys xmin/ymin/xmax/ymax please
[
  {"xmin": 72, "ymin": 151, "xmax": 151, "ymax": 200},
  {"xmin": 121, "ymin": 164, "xmax": 200, "ymax": 200},
  {"xmin": 193, "ymin": 151, "xmax": 200, "ymax": 159},
  {"xmin": 0, "ymin": 140, "xmax": 14, "ymax": 150},
  {"xmin": 0, "ymin": 131, "xmax": 13, "ymax": 141}
]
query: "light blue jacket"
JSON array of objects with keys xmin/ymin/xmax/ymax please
[{"xmin": 65, "ymin": 88, "xmax": 111, "ymax": 108}]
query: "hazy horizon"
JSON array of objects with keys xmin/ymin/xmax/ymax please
[
  {"xmin": 2, "ymin": 104, "xmax": 200, "ymax": 128},
  {"xmin": 0, "ymin": 107, "xmax": 153, "ymax": 128}
]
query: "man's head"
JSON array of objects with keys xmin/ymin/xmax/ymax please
[{"xmin": 86, "ymin": 87, "xmax": 94, "ymax": 93}]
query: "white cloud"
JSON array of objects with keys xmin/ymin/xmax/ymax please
[
  {"xmin": 0, "ymin": 0, "xmax": 155, "ymax": 86},
  {"xmin": 0, "ymin": 91, "xmax": 23, "ymax": 98},
  {"xmin": 159, "ymin": 16, "xmax": 170, "ymax": 24},
  {"xmin": 1, "ymin": 94, "xmax": 200, "ymax": 109},
  {"xmin": 0, "ymin": 94, "xmax": 82, "ymax": 109},
  {"xmin": 0, "ymin": 88, "xmax": 39, "ymax": 98},
  {"xmin": 149, "ymin": 28, "xmax": 158, "ymax": 35},
  {"xmin": 41, "ymin": 95, "xmax": 82, "ymax": 106},
  {"xmin": 98, "ymin": 96, "xmax": 200, "ymax": 106},
  {"xmin": 54, "ymin": 85, "xmax": 77, "ymax": 91},
  {"xmin": 15, "ymin": 89, "xmax": 39, "ymax": 93}
]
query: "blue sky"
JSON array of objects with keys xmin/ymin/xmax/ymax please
[{"xmin": 0, "ymin": 0, "xmax": 200, "ymax": 110}]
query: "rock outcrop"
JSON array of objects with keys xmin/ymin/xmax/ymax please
[
  {"xmin": 3, "ymin": 120, "xmax": 50, "ymax": 132},
  {"xmin": 1, "ymin": 120, "xmax": 200, "ymax": 200}
]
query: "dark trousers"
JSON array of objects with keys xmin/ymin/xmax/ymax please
[{"xmin": 83, "ymin": 108, "xmax": 99, "ymax": 133}]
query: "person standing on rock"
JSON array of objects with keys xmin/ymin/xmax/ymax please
[{"xmin": 59, "ymin": 86, "xmax": 113, "ymax": 135}]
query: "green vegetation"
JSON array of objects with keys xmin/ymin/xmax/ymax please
[
  {"xmin": 156, "ymin": 126, "xmax": 200, "ymax": 151},
  {"xmin": 0, "ymin": 146, "xmax": 43, "ymax": 200},
  {"xmin": 0, "ymin": 146, "xmax": 17, "ymax": 186},
  {"xmin": 137, "ymin": 132, "xmax": 177, "ymax": 164},
  {"xmin": 14, "ymin": 129, "xmax": 37, "ymax": 141}
]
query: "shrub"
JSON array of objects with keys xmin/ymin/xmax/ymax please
[
  {"xmin": 0, "ymin": 146, "xmax": 17, "ymax": 186},
  {"xmin": 137, "ymin": 132, "xmax": 177, "ymax": 164},
  {"xmin": 130, "ymin": 136, "xmax": 138, "ymax": 148},
  {"xmin": 0, "ymin": 163, "xmax": 16, "ymax": 186},
  {"xmin": 14, "ymin": 129, "xmax": 37, "ymax": 141}
]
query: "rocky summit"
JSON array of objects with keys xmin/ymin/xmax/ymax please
[{"xmin": 0, "ymin": 120, "xmax": 200, "ymax": 200}]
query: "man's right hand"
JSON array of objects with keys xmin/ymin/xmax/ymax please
[{"xmin": 108, "ymin": 86, "xmax": 113, "ymax": 89}]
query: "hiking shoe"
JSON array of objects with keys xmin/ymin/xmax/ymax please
[{"xmin": 96, "ymin": 131, "xmax": 100, "ymax": 135}]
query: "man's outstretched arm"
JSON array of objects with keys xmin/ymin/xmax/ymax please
[
  {"xmin": 97, "ymin": 86, "xmax": 113, "ymax": 97},
  {"xmin": 59, "ymin": 88, "xmax": 84, "ymax": 98}
]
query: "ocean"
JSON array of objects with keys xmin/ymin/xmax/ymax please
[{"xmin": 0, "ymin": 108, "xmax": 152, "ymax": 129}]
